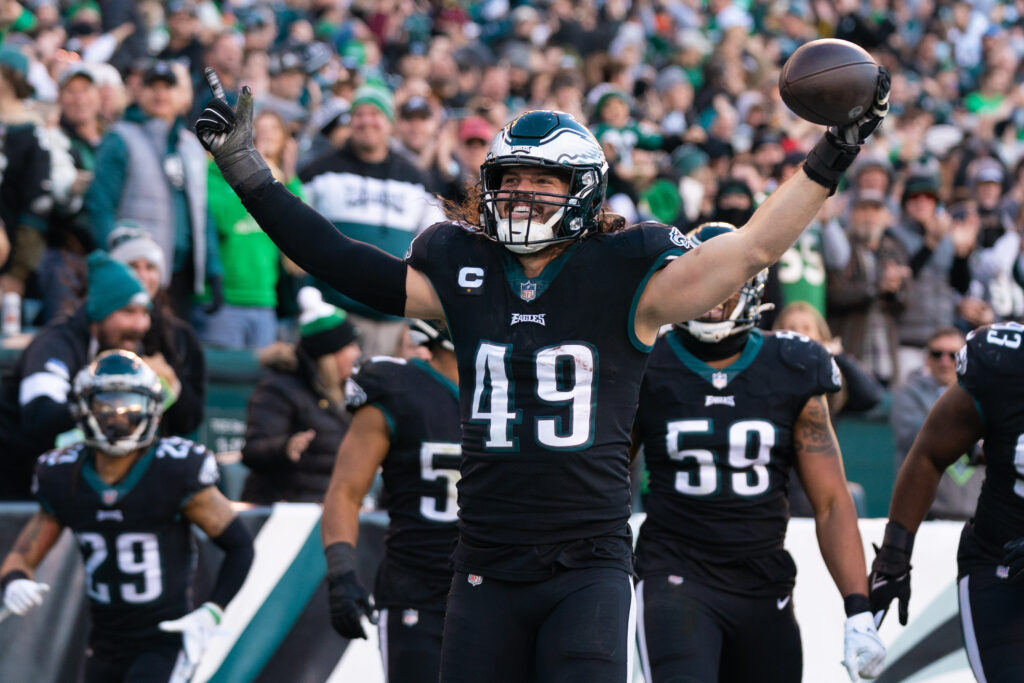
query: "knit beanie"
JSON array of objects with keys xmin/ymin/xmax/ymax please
[
  {"xmin": 297, "ymin": 287, "xmax": 359, "ymax": 358},
  {"xmin": 86, "ymin": 251, "xmax": 151, "ymax": 322},
  {"xmin": 107, "ymin": 223, "xmax": 166, "ymax": 281},
  {"xmin": 351, "ymin": 84, "xmax": 394, "ymax": 122}
]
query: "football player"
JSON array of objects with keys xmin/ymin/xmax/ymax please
[
  {"xmin": 870, "ymin": 321, "xmax": 1024, "ymax": 681},
  {"xmin": 321, "ymin": 319, "xmax": 459, "ymax": 683},
  {"xmin": 0, "ymin": 350, "xmax": 253, "ymax": 682},
  {"xmin": 195, "ymin": 66, "xmax": 889, "ymax": 680},
  {"xmin": 631, "ymin": 223, "xmax": 885, "ymax": 682}
]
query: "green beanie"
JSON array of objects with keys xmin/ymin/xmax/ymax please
[
  {"xmin": 86, "ymin": 251, "xmax": 151, "ymax": 322},
  {"xmin": 351, "ymin": 84, "xmax": 394, "ymax": 122},
  {"xmin": 297, "ymin": 287, "xmax": 359, "ymax": 358}
]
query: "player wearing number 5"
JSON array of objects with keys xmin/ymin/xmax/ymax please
[
  {"xmin": 321, "ymin": 320, "xmax": 460, "ymax": 683},
  {"xmin": 0, "ymin": 350, "xmax": 253, "ymax": 683},
  {"xmin": 870, "ymin": 322, "xmax": 1024, "ymax": 681},
  {"xmin": 195, "ymin": 64, "xmax": 888, "ymax": 680},
  {"xmin": 632, "ymin": 223, "xmax": 885, "ymax": 683}
]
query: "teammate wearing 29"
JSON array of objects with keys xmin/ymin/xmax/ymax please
[
  {"xmin": 632, "ymin": 223, "xmax": 885, "ymax": 683},
  {"xmin": 0, "ymin": 350, "xmax": 253, "ymax": 682},
  {"xmin": 321, "ymin": 320, "xmax": 460, "ymax": 683},
  {"xmin": 196, "ymin": 61, "xmax": 888, "ymax": 680},
  {"xmin": 870, "ymin": 321, "xmax": 1024, "ymax": 681}
]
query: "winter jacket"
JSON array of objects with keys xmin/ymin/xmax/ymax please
[{"xmin": 241, "ymin": 344, "xmax": 351, "ymax": 504}]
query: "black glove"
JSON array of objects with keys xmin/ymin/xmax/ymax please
[
  {"xmin": 327, "ymin": 570, "xmax": 375, "ymax": 639},
  {"xmin": 194, "ymin": 69, "xmax": 273, "ymax": 197},
  {"xmin": 324, "ymin": 542, "xmax": 376, "ymax": 639},
  {"xmin": 203, "ymin": 275, "xmax": 225, "ymax": 315},
  {"xmin": 868, "ymin": 520, "xmax": 914, "ymax": 628},
  {"xmin": 1002, "ymin": 537, "xmax": 1024, "ymax": 582},
  {"xmin": 803, "ymin": 65, "xmax": 891, "ymax": 193}
]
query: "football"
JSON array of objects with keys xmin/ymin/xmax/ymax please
[{"xmin": 779, "ymin": 39, "xmax": 879, "ymax": 127}]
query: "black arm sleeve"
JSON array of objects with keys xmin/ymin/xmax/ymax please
[
  {"xmin": 951, "ymin": 255, "xmax": 971, "ymax": 294},
  {"xmin": 240, "ymin": 180, "xmax": 408, "ymax": 317},
  {"xmin": 207, "ymin": 516, "xmax": 254, "ymax": 608}
]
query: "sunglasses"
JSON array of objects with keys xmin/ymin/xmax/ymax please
[{"xmin": 927, "ymin": 349, "xmax": 958, "ymax": 360}]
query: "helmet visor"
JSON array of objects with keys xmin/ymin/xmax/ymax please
[{"xmin": 88, "ymin": 391, "xmax": 152, "ymax": 442}]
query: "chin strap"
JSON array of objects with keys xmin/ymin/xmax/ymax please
[{"xmin": 675, "ymin": 327, "xmax": 751, "ymax": 361}]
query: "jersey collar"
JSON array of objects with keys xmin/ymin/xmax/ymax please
[
  {"xmin": 81, "ymin": 443, "xmax": 158, "ymax": 506},
  {"xmin": 498, "ymin": 242, "xmax": 579, "ymax": 303},
  {"xmin": 666, "ymin": 328, "xmax": 764, "ymax": 389}
]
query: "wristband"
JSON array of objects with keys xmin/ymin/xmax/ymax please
[
  {"xmin": 882, "ymin": 520, "xmax": 915, "ymax": 554},
  {"xmin": 844, "ymin": 593, "xmax": 871, "ymax": 617},
  {"xmin": 802, "ymin": 132, "xmax": 860, "ymax": 194},
  {"xmin": 324, "ymin": 541, "xmax": 357, "ymax": 579},
  {"xmin": 0, "ymin": 569, "xmax": 28, "ymax": 591}
]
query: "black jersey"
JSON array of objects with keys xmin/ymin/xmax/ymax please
[
  {"xmin": 33, "ymin": 437, "xmax": 218, "ymax": 650},
  {"xmin": 347, "ymin": 357, "xmax": 460, "ymax": 608},
  {"xmin": 634, "ymin": 329, "xmax": 841, "ymax": 594},
  {"xmin": 956, "ymin": 322, "xmax": 1024, "ymax": 574},
  {"xmin": 407, "ymin": 221, "xmax": 690, "ymax": 580}
]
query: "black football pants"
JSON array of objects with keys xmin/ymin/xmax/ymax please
[
  {"xmin": 959, "ymin": 568, "xmax": 1024, "ymax": 682},
  {"xmin": 378, "ymin": 606, "xmax": 445, "ymax": 683},
  {"xmin": 439, "ymin": 566, "xmax": 635, "ymax": 683},
  {"xmin": 635, "ymin": 574, "xmax": 802, "ymax": 683}
]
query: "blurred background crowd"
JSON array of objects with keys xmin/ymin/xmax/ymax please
[{"xmin": 0, "ymin": 0, "xmax": 1021, "ymax": 513}]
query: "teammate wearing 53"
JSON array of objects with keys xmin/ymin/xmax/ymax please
[
  {"xmin": 0, "ymin": 350, "xmax": 253, "ymax": 682},
  {"xmin": 870, "ymin": 321, "xmax": 1024, "ymax": 681},
  {"xmin": 195, "ymin": 64, "xmax": 888, "ymax": 680}
]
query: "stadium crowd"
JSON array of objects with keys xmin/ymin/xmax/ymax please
[
  {"xmin": 0, "ymin": 0, "xmax": 1023, "ymax": 681},
  {"xmin": 0, "ymin": 0, "xmax": 1017, "ymax": 507}
]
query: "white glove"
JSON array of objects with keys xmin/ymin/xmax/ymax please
[
  {"xmin": 3, "ymin": 578, "xmax": 50, "ymax": 616},
  {"xmin": 159, "ymin": 602, "xmax": 223, "ymax": 670},
  {"xmin": 844, "ymin": 611, "xmax": 886, "ymax": 680}
]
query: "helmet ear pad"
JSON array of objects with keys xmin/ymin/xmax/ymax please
[{"xmin": 480, "ymin": 110, "xmax": 608, "ymax": 251}]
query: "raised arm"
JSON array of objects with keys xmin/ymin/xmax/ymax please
[
  {"xmin": 636, "ymin": 68, "xmax": 890, "ymax": 343},
  {"xmin": 194, "ymin": 69, "xmax": 442, "ymax": 320}
]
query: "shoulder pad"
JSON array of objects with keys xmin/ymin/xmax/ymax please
[
  {"xmin": 607, "ymin": 222, "xmax": 692, "ymax": 259},
  {"xmin": 153, "ymin": 437, "xmax": 219, "ymax": 487},
  {"xmin": 346, "ymin": 359, "xmax": 406, "ymax": 411},
  {"xmin": 36, "ymin": 443, "xmax": 85, "ymax": 469},
  {"xmin": 773, "ymin": 331, "xmax": 842, "ymax": 394},
  {"xmin": 960, "ymin": 322, "xmax": 1024, "ymax": 389}
]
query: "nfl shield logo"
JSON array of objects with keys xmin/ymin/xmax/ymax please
[
  {"xmin": 468, "ymin": 574, "xmax": 483, "ymax": 587},
  {"xmin": 997, "ymin": 565, "xmax": 1010, "ymax": 579},
  {"xmin": 102, "ymin": 490, "xmax": 118, "ymax": 505},
  {"xmin": 668, "ymin": 575, "xmax": 684, "ymax": 586},
  {"xmin": 402, "ymin": 609, "xmax": 419, "ymax": 627},
  {"xmin": 712, "ymin": 372, "xmax": 728, "ymax": 390},
  {"xmin": 520, "ymin": 281, "xmax": 537, "ymax": 301}
]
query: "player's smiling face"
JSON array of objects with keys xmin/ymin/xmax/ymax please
[{"xmin": 496, "ymin": 166, "xmax": 571, "ymax": 223}]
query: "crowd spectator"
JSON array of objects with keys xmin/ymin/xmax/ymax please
[
  {"xmin": 0, "ymin": 250, "xmax": 150, "ymax": 499},
  {"xmin": 0, "ymin": 46, "xmax": 51, "ymax": 297},
  {"xmin": 199, "ymin": 109, "xmax": 300, "ymax": 351},
  {"xmin": 298, "ymin": 83, "xmax": 444, "ymax": 358},
  {"xmin": 891, "ymin": 326, "xmax": 981, "ymax": 520},
  {"xmin": 108, "ymin": 224, "xmax": 205, "ymax": 437},
  {"xmin": 827, "ymin": 190, "xmax": 911, "ymax": 387},
  {"xmin": 240, "ymin": 287, "xmax": 359, "ymax": 504},
  {"xmin": 85, "ymin": 60, "xmax": 221, "ymax": 320},
  {"xmin": 889, "ymin": 171, "xmax": 975, "ymax": 382}
]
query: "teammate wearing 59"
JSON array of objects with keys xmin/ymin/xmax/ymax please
[{"xmin": 0, "ymin": 350, "xmax": 253, "ymax": 682}]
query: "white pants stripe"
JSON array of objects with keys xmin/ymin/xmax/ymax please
[
  {"xmin": 378, "ymin": 608, "xmax": 389, "ymax": 682},
  {"xmin": 634, "ymin": 579, "xmax": 652, "ymax": 683},
  {"xmin": 626, "ymin": 574, "xmax": 637, "ymax": 683},
  {"xmin": 958, "ymin": 575, "xmax": 987, "ymax": 683}
]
